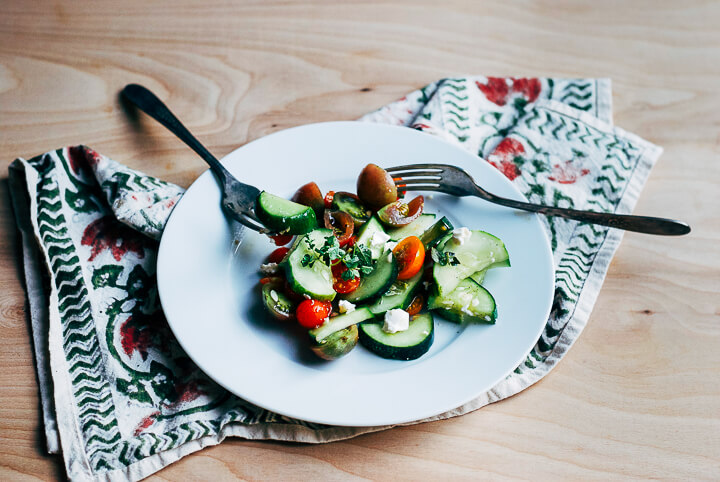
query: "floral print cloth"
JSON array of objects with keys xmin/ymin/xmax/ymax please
[{"xmin": 9, "ymin": 77, "xmax": 661, "ymax": 481}]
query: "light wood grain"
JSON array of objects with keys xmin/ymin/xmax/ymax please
[{"xmin": 1, "ymin": 0, "xmax": 719, "ymax": 479}]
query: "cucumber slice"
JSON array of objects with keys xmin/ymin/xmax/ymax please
[
  {"xmin": 331, "ymin": 192, "xmax": 371, "ymax": 226},
  {"xmin": 387, "ymin": 214, "xmax": 436, "ymax": 241},
  {"xmin": 428, "ymin": 278, "xmax": 497, "ymax": 324},
  {"xmin": 433, "ymin": 230, "xmax": 509, "ymax": 295},
  {"xmin": 285, "ymin": 229, "xmax": 336, "ymax": 301},
  {"xmin": 358, "ymin": 313, "xmax": 434, "ymax": 360},
  {"xmin": 341, "ymin": 250, "xmax": 398, "ymax": 303},
  {"xmin": 309, "ymin": 307, "xmax": 374, "ymax": 343},
  {"xmin": 367, "ymin": 270, "xmax": 423, "ymax": 315},
  {"xmin": 419, "ymin": 216, "xmax": 454, "ymax": 249},
  {"xmin": 255, "ymin": 191, "xmax": 317, "ymax": 234},
  {"xmin": 356, "ymin": 216, "xmax": 387, "ymax": 260},
  {"xmin": 469, "ymin": 269, "xmax": 486, "ymax": 285}
]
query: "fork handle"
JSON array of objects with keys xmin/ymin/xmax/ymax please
[
  {"xmin": 122, "ymin": 84, "xmax": 232, "ymax": 183},
  {"xmin": 480, "ymin": 192, "xmax": 690, "ymax": 235}
]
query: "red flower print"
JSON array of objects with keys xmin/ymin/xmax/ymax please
[
  {"xmin": 134, "ymin": 411, "xmax": 160, "ymax": 436},
  {"xmin": 511, "ymin": 78, "xmax": 541, "ymax": 103},
  {"xmin": 548, "ymin": 159, "xmax": 590, "ymax": 184},
  {"xmin": 120, "ymin": 317, "xmax": 153, "ymax": 360},
  {"xmin": 81, "ymin": 216, "xmax": 145, "ymax": 261},
  {"xmin": 486, "ymin": 138, "xmax": 526, "ymax": 181},
  {"xmin": 68, "ymin": 146, "xmax": 103, "ymax": 174},
  {"xmin": 476, "ymin": 77, "xmax": 510, "ymax": 106},
  {"xmin": 172, "ymin": 380, "xmax": 207, "ymax": 406},
  {"xmin": 476, "ymin": 77, "xmax": 542, "ymax": 106}
]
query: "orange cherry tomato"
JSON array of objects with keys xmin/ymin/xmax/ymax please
[
  {"xmin": 331, "ymin": 264, "xmax": 360, "ymax": 294},
  {"xmin": 270, "ymin": 234, "xmax": 294, "ymax": 246},
  {"xmin": 406, "ymin": 293, "xmax": 424, "ymax": 316},
  {"xmin": 296, "ymin": 299, "xmax": 332, "ymax": 329},
  {"xmin": 392, "ymin": 236, "xmax": 425, "ymax": 280},
  {"xmin": 267, "ymin": 247, "xmax": 290, "ymax": 264},
  {"xmin": 323, "ymin": 191, "xmax": 335, "ymax": 209}
]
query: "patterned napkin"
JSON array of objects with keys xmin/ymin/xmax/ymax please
[{"xmin": 9, "ymin": 77, "xmax": 662, "ymax": 481}]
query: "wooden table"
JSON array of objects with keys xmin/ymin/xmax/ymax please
[{"xmin": 1, "ymin": 1, "xmax": 718, "ymax": 479}]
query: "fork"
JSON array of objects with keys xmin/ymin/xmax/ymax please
[
  {"xmin": 121, "ymin": 84, "xmax": 268, "ymax": 233},
  {"xmin": 386, "ymin": 163, "xmax": 690, "ymax": 235}
]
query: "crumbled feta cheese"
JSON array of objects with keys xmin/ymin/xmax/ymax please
[
  {"xmin": 370, "ymin": 230, "xmax": 391, "ymax": 250},
  {"xmin": 452, "ymin": 227, "xmax": 472, "ymax": 245},
  {"xmin": 338, "ymin": 300, "xmax": 356, "ymax": 314},
  {"xmin": 259, "ymin": 262, "xmax": 279, "ymax": 275},
  {"xmin": 383, "ymin": 309, "xmax": 409, "ymax": 333},
  {"xmin": 269, "ymin": 290, "xmax": 279, "ymax": 302},
  {"xmin": 385, "ymin": 241, "xmax": 398, "ymax": 251}
]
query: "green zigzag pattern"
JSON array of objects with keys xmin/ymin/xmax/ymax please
[
  {"xmin": 440, "ymin": 79, "xmax": 471, "ymax": 142},
  {"xmin": 510, "ymin": 106, "xmax": 640, "ymax": 371},
  {"xmin": 34, "ymin": 149, "xmax": 334, "ymax": 471},
  {"xmin": 31, "ymin": 151, "xmax": 123, "ymax": 470},
  {"xmin": 556, "ymin": 80, "xmax": 596, "ymax": 113}
]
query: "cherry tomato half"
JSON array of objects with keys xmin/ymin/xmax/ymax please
[
  {"xmin": 377, "ymin": 195, "xmax": 424, "ymax": 227},
  {"xmin": 340, "ymin": 235, "xmax": 357, "ymax": 249},
  {"xmin": 324, "ymin": 210, "xmax": 354, "ymax": 244},
  {"xmin": 406, "ymin": 293, "xmax": 424, "ymax": 316},
  {"xmin": 296, "ymin": 299, "xmax": 332, "ymax": 329},
  {"xmin": 270, "ymin": 234, "xmax": 294, "ymax": 246},
  {"xmin": 323, "ymin": 191, "xmax": 335, "ymax": 209},
  {"xmin": 393, "ymin": 236, "xmax": 426, "ymax": 280},
  {"xmin": 267, "ymin": 247, "xmax": 290, "ymax": 264},
  {"xmin": 332, "ymin": 264, "xmax": 361, "ymax": 294}
]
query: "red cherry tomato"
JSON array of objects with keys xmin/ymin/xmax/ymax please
[
  {"xmin": 331, "ymin": 264, "xmax": 361, "ymax": 294},
  {"xmin": 270, "ymin": 234, "xmax": 294, "ymax": 246},
  {"xmin": 296, "ymin": 299, "xmax": 332, "ymax": 329},
  {"xmin": 267, "ymin": 247, "xmax": 290, "ymax": 264},
  {"xmin": 393, "ymin": 236, "xmax": 426, "ymax": 280},
  {"xmin": 340, "ymin": 235, "xmax": 357, "ymax": 248},
  {"xmin": 323, "ymin": 191, "xmax": 335, "ymax": 209}
]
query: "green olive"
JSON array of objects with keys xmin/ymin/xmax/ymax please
[
  {"xmin": 310, "ymin": 325, "xmax": 359, "ymax": 360},
  {"xmin": 356, "ymin": 164, "xmax": 398, "ymax": 211}
]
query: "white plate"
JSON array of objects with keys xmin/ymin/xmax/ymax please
[{"xmin": 157, "ymin": 121, "xmax": 554, "ymax": 427}]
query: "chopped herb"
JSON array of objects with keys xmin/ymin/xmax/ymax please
[
  {"xmin": 431, "ymin": 248, "xmax": 460, "ymax": 266},
  {"xmin": 301, "ymin": 253, "xmax": 315, "ymax": 267},
  {"xmin": 341, "ymin": 268, "xmax": 358, "ymax": 281}
]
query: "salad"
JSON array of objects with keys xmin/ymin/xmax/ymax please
[{"xmin": 256, "ymin": 164, "xmax": 510, "ymax": 361}]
